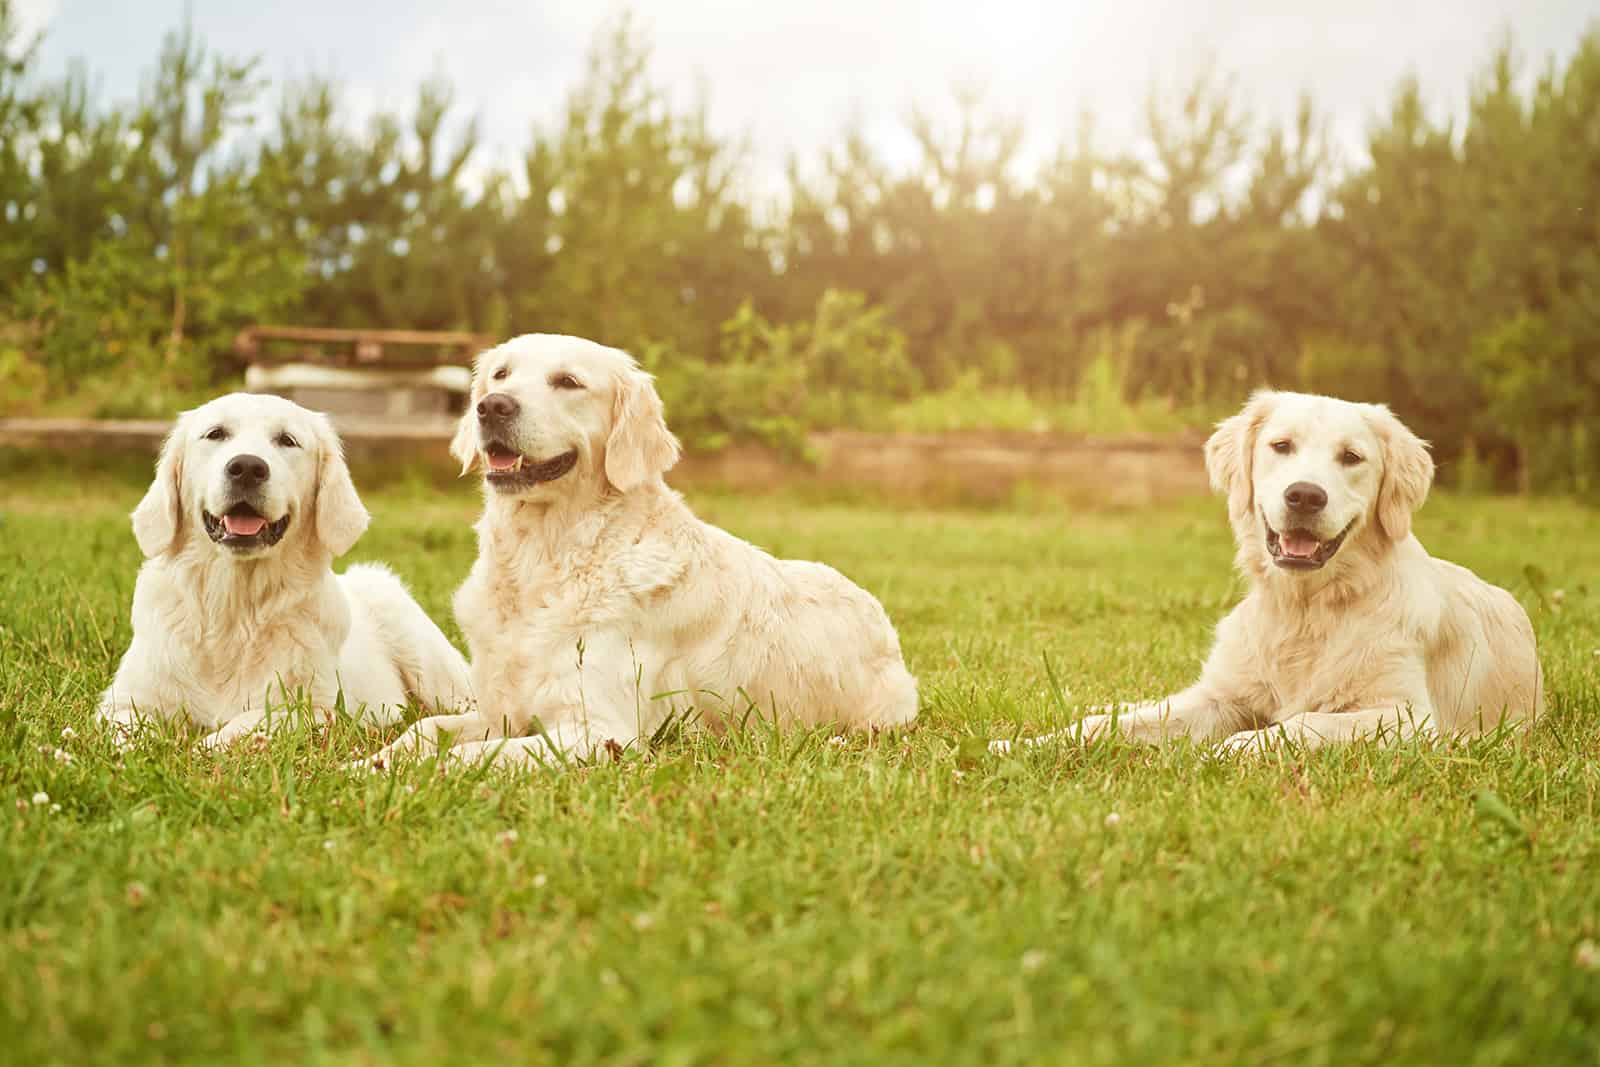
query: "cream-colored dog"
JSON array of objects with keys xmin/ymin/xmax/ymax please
[
  {"xmin": 363, "ymin": 333, "xmax": 918, "ymax": 768},
  {"xmin": 997, "ymin": 390, "xmax": 1542, "ymax": 754},
  {"xmin": 98, "ymin": 393, "xmax": 472, "ymax": 748}
]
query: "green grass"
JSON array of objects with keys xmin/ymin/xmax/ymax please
[{"xmin": 2, "ymin": 467, "xmax": 1599, "ymax": 1065}]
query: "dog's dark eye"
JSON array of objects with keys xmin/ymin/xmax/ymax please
[
  {"xmin": 1270, "ymin": 439, "xmax": 1292, "ymax": 455},
  {"xmin": 550, "ymin": 373, "xmax": 584, "ymax": 390},
  {"xmin": 1339, "ymin": 449, "xmax": 1363, "ymax": 466},
  {"xmin": 203, "ymin": 426, "xmax": 228, "ymax": 442},
  {"xmin": 492, "ymin": 366, "xmax": 509, "ymax": 381},
  {"xmin": 276, "ymin": 433, "xmax": 300, "ymax": 449}
]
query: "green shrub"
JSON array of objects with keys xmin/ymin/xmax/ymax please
[
  {"xmin": 644, "ymin": 289, "xmax": 917, "ymax": 457},
  {"xmin": 0, "ymin": 343, "xmax": 47, "ymax": 414}
]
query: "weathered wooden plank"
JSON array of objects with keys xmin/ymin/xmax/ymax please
[{"xmin": 234, "ymin": 326, "xmax": 496, "ymax": 367}]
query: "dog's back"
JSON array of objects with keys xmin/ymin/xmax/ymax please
[
  {"xmin": 341, "ymin": 563, "xmax": 474, "ymax": 715},
  {"xmin": 1424, "ymin": 556, "xmax": 1544, "ymax": 733}
]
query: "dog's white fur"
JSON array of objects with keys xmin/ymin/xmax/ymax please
[
  {"xmin": 998, "ymin": 390, "xmax": 1542, "ymax": 754},
  {"xmin": 364, "ymin": 333, "xmax": 918, "ymax": 768},
  {"xmin": 98, "ymin": 393, "xmax": 472, "ymax": 747}
]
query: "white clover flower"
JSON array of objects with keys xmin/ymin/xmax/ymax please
[{"xmin": 31, "ymin": 792, "xmax": 49, "ymax": 806}]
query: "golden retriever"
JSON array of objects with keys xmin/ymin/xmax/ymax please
[
  {"xmin": 996, "ymin": 390, "xmax": 1542, "ymax": 754},
  {"xmin": 98, "ymin": 393, "xmax": 473, "ymax": 748},
  {"xmin": 362, "ymin": 333, "xmax": 918, "ymax": 768}
]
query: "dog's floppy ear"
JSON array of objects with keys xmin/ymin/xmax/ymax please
[
  {"xmin": 1369, "ymin": 404, "xmax": 1434, "ymax": 542},
  {"xmin": 311, "ymin": 413, "xmax": 369, "ymax": 557},
  {"xmin": 1205, "ymin": 390, "xmax": 1277, "ymax": 527},
  {"xmin": 449, "ymin": 406, "xmax": 478, "ymax": 476},
  {"xmin": 131, "ymin": 417, "xmax": 187, "ymax": 558},
  {"xmin": 449, "ymin": 356, "xmax": 485, "ymax": 476},
  {"xmin": 605, "ymin": 365, "xmax": 681, "ymax": 493}
]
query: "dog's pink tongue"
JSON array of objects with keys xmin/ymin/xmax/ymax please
[
  {"xmin": 1282, "ymin": 532, "xmax": 1320, "ymax": 558},
  {"xmin": 223, "ymin": 513, "xmax": 266, "ymax": 537},
  {"xmin": 487, "ymin": 451, "xmax": 517, "ymax": 471}
]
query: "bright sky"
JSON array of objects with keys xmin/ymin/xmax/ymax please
[{"xmin": 15, "ymin": 0, "xmax": 1600, "ymax": 201}]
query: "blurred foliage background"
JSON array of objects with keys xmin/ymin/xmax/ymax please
[{"xmin": 1, "ymin": 4, "xmax": 1597, "ymax": 491}]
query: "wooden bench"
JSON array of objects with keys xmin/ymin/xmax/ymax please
[{"xmin": 235, "ymin": 326, "xmax": 495, "ymax": 417}]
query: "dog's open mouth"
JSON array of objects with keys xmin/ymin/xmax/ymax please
[
  {"xmin": 1265, "ymin": 515, "xmax": 1355, "ymax": 571},
  {"xmin": 203, "ymin": 504, "xmax": 290, "ymax": 549},
  {"xmin": 483, "ymin": 443, "xmax": 578, "ymax": 490}
]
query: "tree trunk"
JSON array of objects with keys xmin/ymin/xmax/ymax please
[{"xmin": 166, "ymin": 235, "xmax": 186, "ymax": 366}]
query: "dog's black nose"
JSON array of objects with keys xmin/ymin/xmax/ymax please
[
  {"xmin": 477, "ymin": 393, "xmax": 520, "ymax": 422},
  {"xmin": 1284, "ymin": 481, "xmax": 1327, "ymax": 513},
  {"xmin": 225, "ymin": 454, "xmax": 270, "ymax": 487}
]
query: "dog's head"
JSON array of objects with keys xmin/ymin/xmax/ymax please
[
  {"xmin": 1205, "ymin": 390, "xmax": 1434, "ymax": 577},
  {"xmin": 132, "ymin": 393, "xmax": 368, "ymax": 562},
  {"xmin": 450, "ymin": 334, "xmax": 680, "ymax": 499}
]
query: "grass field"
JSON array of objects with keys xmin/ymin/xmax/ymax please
[{"xmin": 3, "ymin": 462, "xmax": 1599, "ymax": 1065}]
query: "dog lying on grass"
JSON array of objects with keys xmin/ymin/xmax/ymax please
[
  {"xmin": 98, "ymin": 393, "xmax": 472, "ymax": 748},
  {"xmin": 995, "ymin": 390, "xmax": 1543, "ymax": 755},
  {"xmin": 361, "ymin": 333, "xmax": 918, "ymax": 769}
]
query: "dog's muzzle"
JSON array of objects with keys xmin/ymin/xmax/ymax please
[
  {"xmin": 203, "ymin": 502, "xmax": 290, "ymax": 550},
  {"xmin": 1264, "ymin": 513, "xmax": 1356, "ymax": 571},
  {"xmin": 481, "ymin": 439, "xmax": 579, "ymax": 492}
]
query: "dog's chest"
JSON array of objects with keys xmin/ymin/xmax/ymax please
[
  {"xmin": 181, "ymin": 611, "xmax": 328, "ymax": 708},
  {"xmin": 1252, "ymin": 625, "xmax": 1375, "ymax": 716},
  {"xmin": 467, "ymin": 534, "xmax": 661, "ymax": 634},
  {"xmin": 464, "ymin": 568, "xmax": 599, "ymax": 656}
]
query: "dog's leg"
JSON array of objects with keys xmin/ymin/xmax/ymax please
[
  {"xmin": 199, "ymin": 708, "xmax": 271, "ymax": 750},
  {"xmin": 1079, "ymin": 686, "xmax": 1249, "ymax": 743},
  {"xmin": 438, "ymin": 734, "xmax": 565, "ymax": 769},
  {"xmin": 97, "ymin": 697, "xmax": 159, "ymax": 750},
  {"xmin": 358, "ymin": 711, "xmax": 620, "ymax": 770},
  {"xmin": 199, "ymin": 706, "xmax": 336, "ymax": 750},
  {"xmin": 991, "ymin": 685, "xmax": 1244, "ymax": 753},
  {"xmin": 355, "ymin": 712, "xmax": 507, "ymax": 769},
  {"xmin": 1217, "ymin": 704, "xmax": 1438, "ymax": 756}
]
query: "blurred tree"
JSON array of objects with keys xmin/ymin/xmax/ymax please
[
  {"xmin": 506, "ymin": 14, "xmax": 771, "ymax": 356},
  {"xmin": 784, "ymin": 86, "xmax": 1080, "ymax": 389},
  {"xmin": 18, "ymin": 20, "xmax": 304, "ymax": 413},
  {"xmin": 1, "ymin": 8, "xmax": 1596, "ymax": 488},
  {"xmin": 0, "ymin": 0, "xmax": 42, "ymax": 290},
  {"xmin": 1326, "ymin": 32, "xmax": 1600, "ymax": 489},
  {"xmin": 256, "ymin": 71, "xmax": 501, "ymax": 331}
]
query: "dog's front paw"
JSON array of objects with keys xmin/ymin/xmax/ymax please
[
  {"xmin": 347, "ymin": 750, "xmax": 390, "ymax": 773},
  {"xmin": 198, "ymin": 726, "xmax": 263, "ymax": 753},
  {"xmin": 1215, "ymin": 727, "xmax": 1285, "ymax": 758},
  {"xmin": 988, "ymin": 715, "xmax": 1117, "ymax": 754},
  {"xmin": 1075, "ymin": 713, "xmax": 1120, "ymax": 742},
  {"xmin": 989, "ymin": 728, "xmax": 1078, "ymax": 754},
  {"xmin": 105, "ymin": 720, "xmax": 143, "ymax": 752}
]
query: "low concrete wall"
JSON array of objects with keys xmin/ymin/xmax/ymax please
[
  {"xmin": 681, "ymin": 430, "xmax": 1208, "ymax": 504},
  {"xmin": 0, "ymin": 417, "xmax": 1208, "ymax": 503}
]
